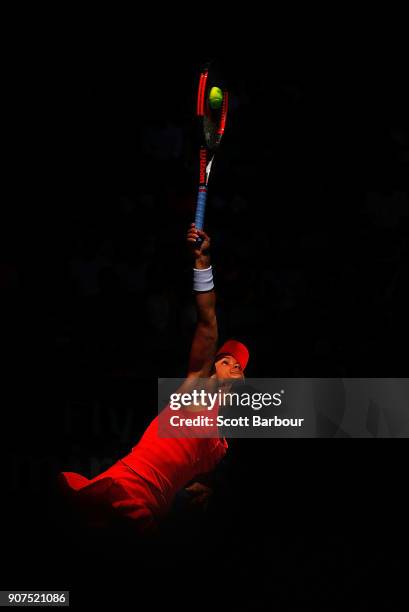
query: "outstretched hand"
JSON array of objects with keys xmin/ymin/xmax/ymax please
[{"xmin": 187, "ymin": 223, "xmax": 211, "ymax": 262}]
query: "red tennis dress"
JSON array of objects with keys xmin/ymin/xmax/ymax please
[{"xmin": 58, "ymin": 404, "xmax": 227, "ymax": 534}]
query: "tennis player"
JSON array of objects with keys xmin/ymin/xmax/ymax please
[{"xmin": 58, "ymin": 223, "xmax": 249, "ymax": 535}]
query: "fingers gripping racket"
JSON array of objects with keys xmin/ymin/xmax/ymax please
[{"xmin": 194, "ymin": 64, "xmax": 228, "ymax": 233}]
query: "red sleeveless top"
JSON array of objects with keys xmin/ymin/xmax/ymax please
[{"xmin": 121, "ymin": 403, "xmax": 228, "ymax": 508}]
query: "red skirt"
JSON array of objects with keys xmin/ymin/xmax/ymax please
[{"xmin": 58, "ymin": 460, "xmax": 167, "ymax": 535}]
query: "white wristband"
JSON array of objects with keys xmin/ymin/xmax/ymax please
[{"xmin": 193, "ymin": 266, "xmax": 214, "ymax": 292}]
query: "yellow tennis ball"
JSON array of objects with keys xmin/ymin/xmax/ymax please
[{"xmin": 209, "ymin": 86, "xmax": 223, "ymax": 110}]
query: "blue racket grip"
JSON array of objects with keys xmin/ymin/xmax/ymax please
[{"xmin": 194, "ymin": 187, "xmax": 208, "ymax": 232}]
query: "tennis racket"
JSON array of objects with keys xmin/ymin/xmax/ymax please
[{"xmin": 194, "ymin": 63, "xmax": 229, "ymax": 234}]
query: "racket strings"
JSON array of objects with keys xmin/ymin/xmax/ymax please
[{"xmin": 203, "ymin": 113, "xmax": 220, "ymax": 151}]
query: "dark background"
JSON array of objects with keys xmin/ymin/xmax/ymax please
[{"xmin": 2, "ymin": 38, "xmax": 408, "ymax": 610}]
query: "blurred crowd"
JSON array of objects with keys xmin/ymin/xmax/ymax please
[{"xmin": 2, "ymin": 62, "xmax": 408, "ymax": 392}]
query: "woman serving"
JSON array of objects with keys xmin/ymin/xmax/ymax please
[{"xmin": 58, "ymin": 223, "xmax": 249, "ymax": 535}]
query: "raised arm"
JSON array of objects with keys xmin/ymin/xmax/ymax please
[{"xmin": 186, "ymin": 223, "xmax": 218, "ymax": 378}]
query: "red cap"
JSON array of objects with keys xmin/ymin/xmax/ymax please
[{"xmin": 215, "ymin": 340, "xmax": 250, "ymax": 371}]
